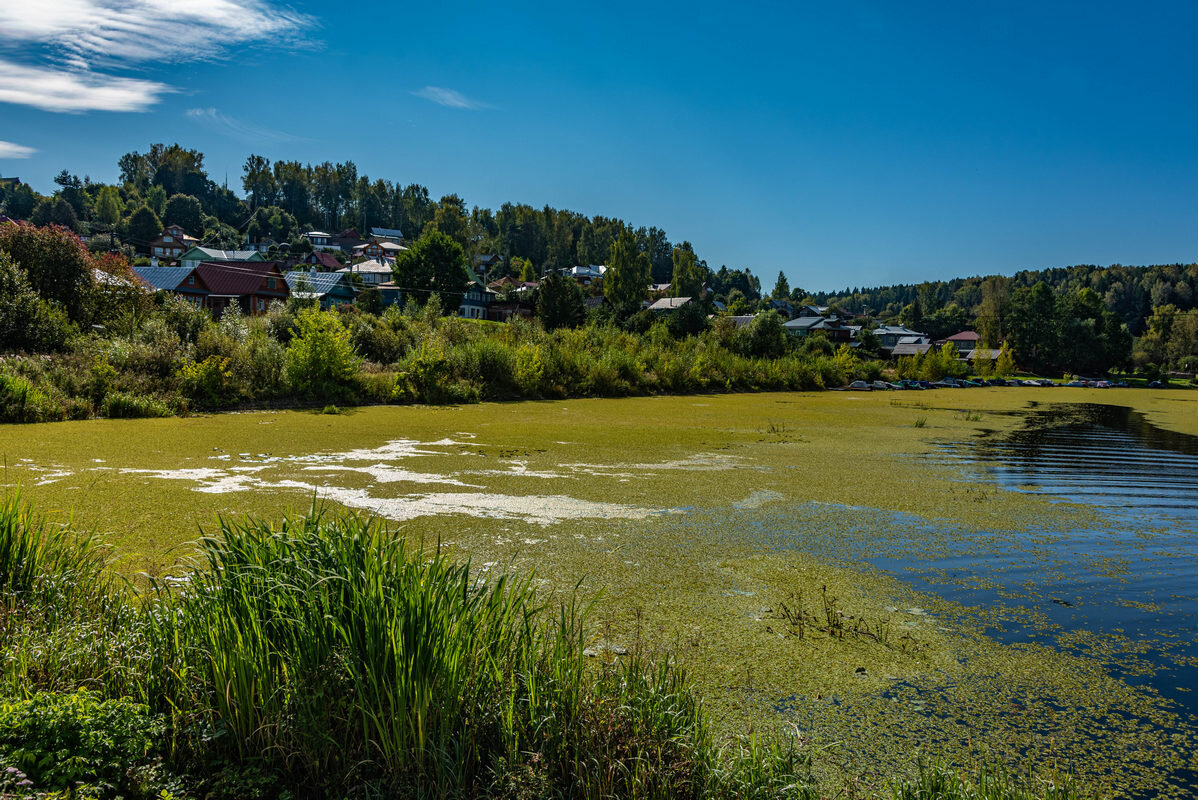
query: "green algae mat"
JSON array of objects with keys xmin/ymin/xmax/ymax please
[{"xmin": 3, "ymin": 388, "xmax": 1197, "ymax": 797}]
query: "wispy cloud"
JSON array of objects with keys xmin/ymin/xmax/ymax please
[
  {"xmin": 0, "ymin": 140, "xmax": 37, "ymax": 159},
  {"xmin": 0, "ymin": 0, "xmax": 315, "ymax": 113},
  {"xmin": 186, "ymin": 107, "xmax": 306, "ymax": 143},
  {"xmin": 411, "ymin": 86, "xmax": 492, "ymax": 110},
  {"xmin": 0, "ymin": 60, "xmax": 171, "ymax": 113}
]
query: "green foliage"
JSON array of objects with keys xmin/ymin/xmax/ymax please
[
  {"xmin": 178, "ymin": 356, "xmax": 234, "ymax": 405},
  {"xmin": 535, "ymin": 270, "xmax": 587, "ymax": 330},
  {"xmin": 125, "ymin": 206, "xmax": 163, "ymax": 250},
  {"xmin": 284, "ymin": 307, "xmax": 360, "ymax": 400},
  {"xmin": 604, "ymin": 228, "xmax": 651, "ymax": 313},
  {"xmin": 103, "ymin": 391, "xmax": 172, "ymax": 419},
  {"xmin": 162, "ymin": 194, "xmax": 203, "ymax": 234},
  {"xmin": 890, "ymin": 761, "xmax": 1080, "ymax": 800},
  {"xmin": 393, "ymin": 230, "xmax": 471, "ymax": 305},
  {"xmin": 0, "ymin": 222, "xmax": 93, "ymax": 321},
  {"xmin": 0, "ymin": 690, "xmax": 160, "ymax": 798},
  {"xmin": 671, "ymin": 244, "xmax": 705, "ymax": 298},
  {"xmin": 0, "ymin": 252, "xmax": 75, "ymax": 353}
]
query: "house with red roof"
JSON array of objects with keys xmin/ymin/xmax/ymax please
[
  {"xmin": 195, "ymin": 260, "xmax": 290, "ymax": 317},
  {"xmin": 939, "ymin": 330, "xmax": 981, "ymax": 354}
]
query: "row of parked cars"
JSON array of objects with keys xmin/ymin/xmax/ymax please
[{"xmin": 844, "ymin": 377, "xmax": 1133, "ymax": 391}]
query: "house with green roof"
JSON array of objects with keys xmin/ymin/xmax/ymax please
[{"xmin": 179, "ymin": 246, "xmax": 265, "ymax": 270}]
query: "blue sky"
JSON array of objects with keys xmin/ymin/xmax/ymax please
[{"xmin": 1, "ymin": 1, "xmax": 1195, "ymax": 291}]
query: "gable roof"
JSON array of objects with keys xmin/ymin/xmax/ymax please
[
  {"xmin": 195, "ymin": 261, "xmax": 285, "ymax": 296},
  {"xmin": 647, "ymin": 296, "xmax": 692, "ymax": 311},
  {"xmin": 305, "ymin": 251, "xmax": 342, "ymax": 269},
  {"xmin": 946, "ymin": 330, "xmax": 980, "ymax": 341},
  {"xmin": 183, "ymin": 246, "xmax": 263, "ymax": 262},
  {"xmin": 783, "ymin": 316, "xmax": 828, "ymax": 330},
  {"xmin": 284, "ymin": 270, "xmax": 352, "ymax": 297},
  {"xmin": 338, "ymin": 259, "xmax": 393, "ymax": 275},
  {"xmin": 133, "ymin": 266, "xmax": 201, "ymax": 292},
  {"xmin": 370, "ymin": 226, "xmax": 404, "ymax": 239}
]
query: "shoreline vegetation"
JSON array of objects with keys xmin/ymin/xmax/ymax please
[{"xmin": 0, "ymin": 493, "xmax": 1084, "ymax": 799}]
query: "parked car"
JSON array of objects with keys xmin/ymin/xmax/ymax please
[
  {"xmin": 849, "ymin": 380, "xmax": 872, "ymax": 390},
  {"xmin": 960, "ymin": 379, "xmax": 982, "ymax": 387}
]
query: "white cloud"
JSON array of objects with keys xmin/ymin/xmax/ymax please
[
  {"xmin": 0, "ymin": 140, "xmax": 37, "ymax": 158},
  {"xmin": 186, "ymin": 107, "xmax": 304, "ymax": 142},
  {"xmin": 412, "ymin": 86, "xmax": 491, "ymax": 110},
  {"xmin": 0, "ymin": 59, "xmax": 172, "ymax": 113},
  {"xmin": 0, "ymin": 0, "xmax": 314, "ymax": 112}
]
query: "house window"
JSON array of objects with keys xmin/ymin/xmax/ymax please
[
  {"xmin": 186, "ymin": 275, "xmax": 195, "ymax": 285},
  {"xmin": 258, "ymin": 298, "xmax": 266, "ymax": 311},
  {"xmin": 163, "ymin": 235, "xmax": 172, "ymax": 242},
  {"xmin": 154, "ymin": 247, "xmax": 163, "ymax": 255},
  {"xmin": 267, "ymin": 278, "xmax": 276, "ymax": 289}
]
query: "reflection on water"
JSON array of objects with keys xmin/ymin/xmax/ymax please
[{"xmin": 944, "ymin": 403, "xmax": 1198, "ymax": 515}]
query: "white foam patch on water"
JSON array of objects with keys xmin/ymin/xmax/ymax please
[
  {"xmin": 465, "ymin": 461, "xmax": 570, "ymax": 479},
  {"xmin": 34, "ymin": 470, "xmax": 74, "ymax": 485},
  {"xmin": 567, "ymin": 452, "xmax": 745, "ymax": 474},
  {"xmin": 310, "ymin": 486, "xmax": 666, "ymax": 526},
  {"xmin": 302, "ymin": 464, "xmax": 477, "ymax": 486}
]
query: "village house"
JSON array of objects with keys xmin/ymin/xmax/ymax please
[
  {"xmin": 874, "ymin": 324, "xmax": 929, "ymax": 351},
  {"xmin": 195, "ymin": 261, "xmax": 289, "ymax": 317},
  {"xmin": 303, "ymin": 231, "xmax": 338, "ymax": 252},
  {"xmin": 353, "ymin": 240, "xmax": 406, "ymax": 260},
  {"xmin": 939, "ymin": 330, "xmax": 980, "ymax": 353},
  {"xmin": 132, "ymin": 265, "xmax": 211, "ymax": 306},
  {"xmin": 303, "ymin": 251, "xmax": 342, "ymax": 270},
  {"xmin": 890, "ymin": 336, "xmax": 934, "ymax": 357},
  {"xmin": 369, "ymin": 227, "xmax": 404, "ymax": 244},
  {"xmin": 284, "ymin": 268, "xmax": 357, "ymax": 309},
  {"xmin": 149, "ymin": 224, "xmax": 199, "ymax": 260},
  {"xmin": 562, "ymin": 265, "xmax": 606, "ymax": 285},
  {"xmin": 647, "ymin": 296, "xmax": 693, "ymax": 313},
  {"xmin": 337, "ymin": 258, "xmax": 393, "ymax": 287},
  {"xmin": 458, "ymin": 280, "xmax": 495, "ymax": 320},
  {"xmin": 180, "ymin": 246, "xmax": 265, "ymax": 271},
  {"xmin": 783, "ymin": 314, "xmax": 856, "ymax": 344}
]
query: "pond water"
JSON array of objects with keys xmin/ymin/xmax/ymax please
[{"xmin": 924, "ymin": 403, "xmax": 1198, "ymax": 795}]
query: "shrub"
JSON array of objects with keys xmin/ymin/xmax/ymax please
[
  {"xmin": 0, "ymin": 372, "xmax": 68, "ymax": 423},
  {"xmin": 103, "ymin": 391, "xmax": 172, "ymax": 419},
  {"xmin": 0, "ymin": 690, "xmax": 161, "ymax": 797},
  {"xmin": 285, "ymin": 308, "xmax": 361, "ymax": 401},
  {"xmin": 177, "ymin": 356, "xmax": 234, "ymax": 406},
  {"xmin": 0, "ymin": 252, "xmax": 75, "ymax": 353}
]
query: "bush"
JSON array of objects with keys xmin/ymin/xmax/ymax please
[
  {"xmin": 177, "ymin": 356, "xmax": 234, "ymax": 406},
  {"xmin": 284, "ymin": 308, "xmax": 361, "ymax": 401},
  {"xmin": 0, "ymin": 690, "xmax": 161, "ymax": 798},
  {"xmin": 0, "ymin": 372, "xmax": 68, "ymax": 423},
  {"xmin": 103, "ymin": 391, "xmax": 172, "ymax": 419},
  {"xmin": 0, "ymin": 252, "xmax": 75, "ymax": 353}
]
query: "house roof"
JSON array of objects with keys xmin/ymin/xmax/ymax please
[
  {"xmin": 648, "ymin": 296, "xmax": 693, "ymax": 311},
  {"xmin": 783, "ymin": 316, "xmax": 828, "ymax": 330},
  {"xmin": 338, "ymin": 259, "xmax": 393, "ymax": 274},
  {"xmin": 896, "ymin": 335, "xmax": 929, "ymax": 345},
  {"xmin": 947, "ymin": 330, "xmax": 981, "ymax": 341},
  {"xmin": 650, "ymin": 283, "xmax": 672, "ymax": 293},
  {"xmin": 184, "ymin": 246, "xmax": 263, "ymax": 262},
  {"xmin": 875, "ymin": 324, "xmax": 925, "ymax": 337},
  {"xmin": 305, "ymin": 251, "xmax": 342, "ymax": 269},
  {"xmin": 725, "ymin": 315, "xmax": 757, "ymax": 328},
  {"xmin": 370, "ymin": 227, "xmax": 404, "ymax": 239},
  {"xmin": 892, "ymin": 342, "xmax": 933, "ymax": 356},
  {"xmin": 195, "ymin": 261, "xmax": 285, "ymax": 296},
  {"xmin": 132, "ymin": 266, "xmax": 199, "ymax": 291},
  {"xmin": 305, "ymin": 231, "xmax": 332, "ymax": 238},
  {"xmin": 968, "ymin": 348, "xmax": 1002, "ymax": 360},
  {"xmin": 284, "ymin": 270, "xmax": 353, "ymax": 297}
]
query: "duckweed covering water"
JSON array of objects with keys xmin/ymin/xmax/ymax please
[{"xmin": 1, "ymin": 387, "xmax": 1196, "ymax": 796}]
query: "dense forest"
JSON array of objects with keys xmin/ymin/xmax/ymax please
[{"xmin": 1, "ymin": 142, "xmax": 1195, "ymax": 375}]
